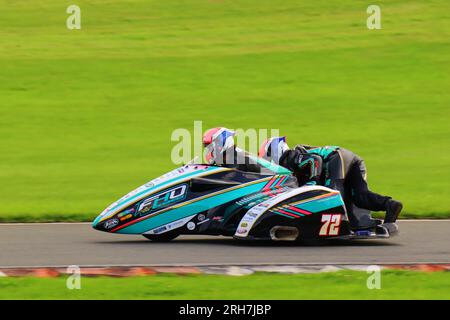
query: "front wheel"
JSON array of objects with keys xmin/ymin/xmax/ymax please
[{"xmin": 143, "ymin": 231, "xmax": 180, "ymax": 242}]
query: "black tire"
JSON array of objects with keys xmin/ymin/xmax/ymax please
[{"xmin": 143, "ymin": 231, "xmax": 179, "ymax": 242}]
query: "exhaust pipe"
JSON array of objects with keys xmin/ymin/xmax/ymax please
[{"xmin": 270, "ymin": 226, "xmax": 299, "ymax": 241}]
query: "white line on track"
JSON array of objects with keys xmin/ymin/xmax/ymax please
[
  {"xmin": 2, "ymin": 261, "xmax": 450, "ymax": 269},
  {"xmin": 0, "ymin": 222, "xmax": 91, "ymax": 226},
  {"xmin": 397, "ymin": 219, "xmax": 450, "ymax": 222}
]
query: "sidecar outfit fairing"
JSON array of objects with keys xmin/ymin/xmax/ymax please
[{"xmin": 93, "ymin": 160, "xmax": 395, "ymax": 241}]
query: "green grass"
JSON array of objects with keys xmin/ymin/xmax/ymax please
[
  {"xmin": 1, "ymin": 271, "xmax": 450, "ymax": 299},
  {"xmin": 0, "ymin": 0, "xmax": 449, "ymax": 221}
]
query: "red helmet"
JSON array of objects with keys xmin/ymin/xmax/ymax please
[{"xmin": 203, "ymin": 127, "xmax": 235, "ymax": 164}]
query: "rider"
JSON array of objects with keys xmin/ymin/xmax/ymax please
[
  {"xmin": 203, "ymin": 127, "xmax": 263, "ymax": 173},
  {"xmin": 258, "ymin": 137, "xmax": 403, "ymax": 225}
]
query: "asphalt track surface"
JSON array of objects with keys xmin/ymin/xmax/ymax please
[{"xmin": 0, "ymin": 221, "xmax": 449, "ymax": 267}]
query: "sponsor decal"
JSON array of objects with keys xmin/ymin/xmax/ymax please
[
  {"xmin": 119, "ymin": 214, "xmax": 133, "ymax": 221},
  {"xmin": 118, "ymin": 207, "xmax": 135, "ymax": 217},
  {"xmin": 137, "ymin": 184, "xmax": 188, "ymax": 216},
  {"xmin": 235, "ymin": 193, "xmax": 266, "ymax": 206},
  {"xmin": 187, "ymin": 222, "xmax": 196, "ymax": 230},
  {"xmin": 236, "ymin": 228, "xmax": 247, "ymax": 234},
  {"xmin": 241, "ymin": 216, "xmax": 257, "ymax": 223},
  {"xmin": 104, "ymin": 218, "xmax": 119, "ymax": 229},
  {"xmin": 145, "ymin": 215, "xmax": 197, "ymax": 235},
  {"xmin": 153, "ymin": 226, "xmax": 167, "ymax": 234},
  {"xmin": 166, "ymin": 216, "xmax": 192, "ymax": 230},
  {"xmin": 252, "ymin": 206, "xmax": 266, "ymax": 212},
  {"xmin": 235, "ymin": 191, "xmax": 292, "ymax": 237}
]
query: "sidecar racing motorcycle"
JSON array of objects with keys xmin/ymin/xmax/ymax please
[{"xmin": 92, "ymin": 158, "xmax": 398, "ymax": 241}]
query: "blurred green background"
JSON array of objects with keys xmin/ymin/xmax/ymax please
[{"xmin": 0, "ymin": 0, "xmax": 448, "ymax": 221}]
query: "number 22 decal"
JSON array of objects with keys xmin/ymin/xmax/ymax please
[{"xmin": 319, "ymin": 214, "xmax": 342, "ymax": 236}]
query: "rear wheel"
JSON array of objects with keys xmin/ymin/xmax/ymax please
[{"xmin": 143, "ymin": 231, "xmax": 180, "ymax": 242}]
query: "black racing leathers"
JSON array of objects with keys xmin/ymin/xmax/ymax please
[
  {"xmin": 279, "ymin": 147, "xmax": 391, "ymax": 213},
  {"xmin": 278, "ymin": 149, "xmax": 323, "ymax": 186}
]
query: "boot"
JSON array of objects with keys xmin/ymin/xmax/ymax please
[{"xmin": 384, "ymin": 200, "xmax": 403, "ymax": 223}]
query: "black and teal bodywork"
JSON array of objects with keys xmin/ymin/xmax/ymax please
[{"xmin": 93, "ymin": 160, "xmax": 392, "ymax": 241}]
